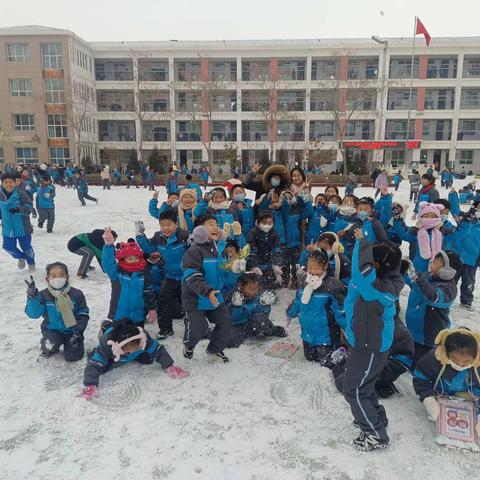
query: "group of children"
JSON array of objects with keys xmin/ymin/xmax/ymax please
[{"xmin": 6, "ymin": 162, "xmax": 479, "ymax": 452}]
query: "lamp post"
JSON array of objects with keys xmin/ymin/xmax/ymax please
[{"xmin": 372, "ymin": 35, "xmax": 388, "ymax": 168}]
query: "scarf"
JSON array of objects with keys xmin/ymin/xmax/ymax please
[
  {"xmin": 177, "ymin": 189, "xmax": 197, "ymax": 231},
  {"xmin": 208, "ymin": 200, "xmax": 231, "ymax": 211},
  {"xmin": 118, "ymin": 258, "xmax": 146, "ymax": 273},
  {"xmin": 417, "ymin": 217, "xmax": 443, "ymax": 260},
  {"xmin": 301, "ymin": 272, "xmax": 326, "ymax": 304},
  {"xmin": 47, "ymin": 283, "xmax": 77, "ymax": 328},
  {"xmin": 419, "ymin": 183, "xmax": 435, "ymax": 196}
]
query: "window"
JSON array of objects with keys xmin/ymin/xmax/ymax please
[
  {"xmin": 175, "ymin": 61, "xmax": 201, "ymax": 81},
  {"xmin": 346, "ymin": 90, "xmax": 377, "ymax": 111},
  {"xmin": 348, "ymin": 57, "xmax": 378, "ymax": 80},
  {"xmin": 41, "ymin": 43, "xmax": 64, "ymax": 69},
  {"xmin": 0, "ymin": 147, "xmax": 4, "ymax": 163},
  {"xmin": 95, "ymin": 60, "xmax": 133, "ymax": 81},
  {"xmin": 7, "ymin": 43, "xmax": 30, "ymax": 62},
  {"xmin": 176, "ymin": 121, "xmax": 201, "ymax": 141},
  {"xmin": 241, "ymin": 121, "xmax": 268, "ymax": 141},
  {"xmin": 241, "ymin": 91, "xmax": 269, "ymax": 111},
  {"xmin": 277, "ymin": 90, "xmax": 305, "ymax": 111},
  {"xmin": 311, "ymin": 59, "xmax": 339, "ymax": 80},
  {"xmin": 427, "ymin": 57, "xmax": 457, "ymax": 79},
  {"xmin": 47, "ymin": 114, "xmax": 68, "ymax": 138},
  {"xmin": 241, "ymin": 60, "xmax": 270, "ymax": 81},
  {"xmin": 385, "ymin": 120, "xmax": 414, "ymax": 140},
  {"xmin": 10, "ymin": 79, "xmax": 32, "ymax": 97},
  {"xmin": 138, "ymin": 60, "xmax": 169, "ymax": 81},
  {"xmin": 389, "ymin": 57, "xmax": 419, "ymax": 79},
  {"xmin": 13, "ymin": 114, "xmax": 35, "ymax": 131},
  {"xmin": 345, "ymin": 120, "xmax": 375, "ymax": 140},
  {"xmin": 16, "ymin": 147, "xmax": 38, "ymax": 164},
  {"xmin": 141, "ymin": 91, "xmax": 169, "ymax": 112},
  {"xmin": 463, "ymin": 57, "xmax": 480, "ymax": 78},
  {"xmin": 209, "ymin": 61, "xmax": 237, "ymax": 81},
  {"xmin": 458, "ymin": 119, "xmax": 480, "ymax": 140},
  {"xmin": 424, "ymin": 89, "xmax": 455, "ymax": 110},
  {"xmin": 310, "ymin": 90, "xmax": 336, "ymax": 111},
  {"xmin": 98, "ymin": 121, "xmax": 136, "ymax": 141},
  {"xmin": 310, "ymin": 121, "xmax": 337, "ymax": 141},
  {"xmin": 277, "ymin": 121, "xmax": 304, "ymax": 141},
  {"xmin": 422, "ymin": 120, "xmax": 452, "ymax": 141},
  {"xmin": 458, "ymin": 150, "xmax": 473, "ymax": 165},
  {"xmin": 98, "ymin": 90, "xmax": 135, "ymax": 111},
  {"xmin": 278, "ymin": 60, "xmax": 306, "ymax": 81},
  {"xmin": 211, "ymin": 121, "xmax": 237, "ymax": 142},
  {"xmin": 49, "ymin": 147, "xmax": 70, "ymax": 166},
  {"xmin": 384, "ymin": 149, "xmax": 406, "ymax": 166},
  {"xmin": 44, "ymin": 78, "xmax": 65, "ymax": 104},
  {"xmin": 387, "ymin": 89, "xmax": 417, "ymax": 110},
  {"xmin": 143, "ymin": 122, "xmax": 170, "ymax": 141},
  {"xmin": 460, "ymin": 89, "xmax": 480, "ymax": 109}
]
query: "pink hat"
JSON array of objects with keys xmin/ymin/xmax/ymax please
[{"xmin": 419, "ymin": 202, "xmax": 442, "ymax": 218}]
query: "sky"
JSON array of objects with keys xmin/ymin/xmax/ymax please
[{"xmin": 0, "ymin": 0, "xmax": 479, "ymax": 42}]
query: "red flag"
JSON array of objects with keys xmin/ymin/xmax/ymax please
[{"xmin": 416, "ymin": 18, "xmax": 431, "ymax": 46}]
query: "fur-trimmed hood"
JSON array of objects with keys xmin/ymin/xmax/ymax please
[
  {"xmin": 434, "ymin": 328, "xmax": 480, "ymax": 368},
  {"xmin": 262, "ymin": 164, "xmax": 291, "ymax": 192}
]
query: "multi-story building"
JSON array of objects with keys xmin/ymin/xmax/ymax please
[{"xmin": 3, "ymin": 25, "xmax": 480, "ymax": 173}]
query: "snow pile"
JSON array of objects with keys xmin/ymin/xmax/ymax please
[{"xmin": 0, "ymin": 179, "xmax": 478, "ymax": 480}]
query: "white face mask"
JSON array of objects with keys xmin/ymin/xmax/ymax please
[
  {"xmin": 49, "ymin": 277, "xmax": 67, "ymax": 290},
  {"xmin": 339, "ymin": 205, "xmax": 356, "ymax": 216},
  {"xmin": 440, "ymin": 214, "xmax": 449, "ymax": 222},
  {"xmin": 259, "ymin": 223, "xmax": 273, "ymax": 233},
  {"xmin": 328, "ymin": 203, "xmax": 338, "ymax": 212},
  {"xmin": 449, "ymin": 360, "xmax": 472, "ymax": 372},
  {"xmin": 271, "ymin": 177, "xmax": 281, "ymax": 187},
  {"xmin": 306, "ymin": 273, "xmax": 322, "ymax": 284}
]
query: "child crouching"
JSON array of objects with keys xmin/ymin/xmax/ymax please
[
  {"xmin": 286, "ymin": 250, "xmax": 346, "ymax": 367},
  {"xmin": 25, "ymin": 262, "xmax": 89, "ymax": 361},
  {"xmin": 79, "ymin": 319, "xmax": 188, "ymax": 400},
  {"xmin": 225, "ymin": 272, "xmax": 286, "ymax": 348}
]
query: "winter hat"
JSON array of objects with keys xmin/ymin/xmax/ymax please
[
  {"xmin": 418, "ymin": 202, "xmax": 443, "ymax": 261},
  {"xmin": 115, "ymin": 240, "xmax": 146, "ymax": 273},
  {"xmin": 224, "ymin": 178, "xmax": 243, "ymax": 193},
  {"xmin": 178, "ymin": 188, "xmax": 198, "ymax": 230},
  {"xmin": 372, "ymin": 240, "xmax": 402, "ymax": 277}
]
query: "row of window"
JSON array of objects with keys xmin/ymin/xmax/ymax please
[
  {"xmin": 9, "ymin": 113, "xmax": 68, "ymax": 137},
  {"xmin": 2, "ymin": 147, "xmax": 70, "ymax": 165},
  {"xmin": 6, "ymin": 43, "xmax": 64, "ymax": 68}
]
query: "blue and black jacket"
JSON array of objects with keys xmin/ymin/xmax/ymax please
[
  {"xmin": 102, "ymin": 245, "xmax": 157, "ymax": 324},
  {"xmin": 76, "ymin": 178, "xmax": 89, "ymax": 194},
  {"xmin": 279, "ymin": 197, "xmax": 306, "ymax": 248},
  {"xmin": 343, "ymin": 217, "xmax": 387, "ymax": 257},
  {"xmin": 414, "ymin": 186, "xmax": 439, "ymax": 213},
  {"xmin": 256, "ymin": 196, "xmax": 286, "ymax": 245},
  {"xmin": 286, "ymin": 275, "xmax": 346, "ymax": 346},
  {"xmin": 226, "ymin": 290, "xmax": 271, "ymax": 326},
  {"xmin": 36, "ymin": 184, "xmax": 56, "ymax": 209},
  {"xmin": 246, "ymin": 226, "xmax": 281, "ymax": 271},
  {"xmin": 229, "ymin": 199, "xmax": 255, "ymax": 235},
  {"xmin": 181, "ymin": 238, "xmax": 227, "ymax": 310},
  {"xmin": 143, "ymin": 261, "xmax": 165, "ymax": 292},
  {"xmin": 136, "ymin": 228, "xmax": 190, "ymax": 281},
  {"xmin": 0, "ymin": 187, "xmax": 33, "ymax": 238},
  {"xmin": 304, "ymin": 201, "xmax": 329, "ymax": 244},
  {"xmin": 344, "ymin": 239, "xmax": 405, "ymax": 353},
  {"xmin": 298, "ymin": 249, "xmax": 351, "ymax": 285},
  {"xmin": 405, "ymin": 273, "xmax": 457, "ymax": 347},
  {"xmin": 451, "ymin": 216, "xmax": 480, "ymax": 267},
  {"xmin": 25, "ymin": 286, "xmax": 89, "ymax": 334}
]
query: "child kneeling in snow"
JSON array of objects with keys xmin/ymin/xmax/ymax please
[
  {"xmin": 286, "ymin": 250, "xmax": 346, "ymax": 367},
  {"xmin": 413, "ymin": 327, "xmax": 480, "ymax": 438},
  {"xmin": 225, "ymin": 272, "xmax": 286, "ymax": 348},
  {"xmin": 25, "ymin": 262, "xmax": 89, "ymax": 361},
  {"xmin": 79, "ymin": 319, "xmax": 188, "ymax": 399}
]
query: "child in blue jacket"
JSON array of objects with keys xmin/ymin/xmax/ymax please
[
  {"xmin": 166, "ymin": 169, "xmax": 178, "ymax": 195},
  {"xmin": 25, "ymin": 262, "xmax": 89, "ymax": 361},
  {"xmin": 331, "ymin": 194, "xmax": 358, "ymax": 255},
  {"xmin": 36, "ymin": 175, "xmax": 56, "ymax": 233},
  {"xmin": 195, "ymin": 187, "xmax": 234, "ymax": 229},
  {"xmin": 0, "ymin": 173, "xmax": 35, "ymax": 270},
  {"xmin": 404, "ymin": 250, "xmax": 462, "ymax": 362},
  {"xmin": 413, "ymin": 328, "xmax": 480, "ymax": 433},
  {"xmin": 75, "ymin": 170, "xmax": 97, "ymax": 206},
  {"xmin": 287, "ymin": 250, "xmax": 346, "ymax": 365},
  {"xmin": 304, "ymin": 193, "xmax": 329, "ymax": 245},
  {"xmin": 102, "ymin": 229, "xmax": 157, "ymax": 327},
  {"xmin": 229, "ymin": 183, "xmax": 255, "ymax": 235},
  {"xmin": 135, "ymin": 210, "xmax": 191, "ymax": 339},
  {"xmin": 79, "ymin": 319, "xmax": 188, "ymax": 400},
  {"xmin": 225, "ymin": 273, "xmax": 286, "ymax": 348}
]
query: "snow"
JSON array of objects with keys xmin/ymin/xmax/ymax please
[{"xmin": 0, "ymin": 178, "xmax": 479, "ymax": 480}]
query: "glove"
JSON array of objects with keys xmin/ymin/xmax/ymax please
[
  {"xmin": 231, "ymin": 291, "xmax": 245, "ymax": 306},
  {"xmin": 320, "ymin": 215, "xmax": 328, "ymax": 228},
  {"xmin": 146, "ymin": 310, "xmax": 157, "ymax": 324},
  {"xmin": 134, "ymin": 220, "xmax": 145, "ymax": 236},
  {"xmin": 8, "ymin": 207, "xmax": 20, "ymax": 214},
  {"xmin": 273, "ymin": 265, "xmax": 283, "ymax": 285},
  {"xmin": 259, "ymin": 290, "xmax": 276, "ymax": 306},
  {"xmin": 77, "ymin": 385, "xmax": 99, "ymax": 401},
  {"xmin": 251, "ymin": 267, "xmax": 263, "ymax": 276},
  {"xmin": 423, "ymin": 396, "xmax": 440, "ymax": 422},
  {"xmin": 24, "ymin": 275, "xmax": 38, "ymax": 299},
  {"xmin": 223, "ymin": 223, "xmax": 231, "ymax": 237},
  {"xmin": 102, "ymin": 227, "xmax": 115, "ymax": 245},
  {"xmin": 231, "ymin": 259, "xmax": 247, "ymax": 274},
  {"xmin": 69, "ymin": 330, "xmax": 83, "ymax": 348},
  {"xmin": 231, "ymin": 221, "xmax": 242, "ymax": 236}
]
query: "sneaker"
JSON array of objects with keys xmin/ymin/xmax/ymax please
[
  {"xmin": 18, "ymin": 259, "xmax": 26, "ymax": 270},
  {"xmin": 28, "ymin": 264, "xmax": 36, "ymax": 272},
  {"xmin": 166, "ymin": 364, "xmax": 189, "ymax": 379},
  {"xmin": 157, "ymin": 328, "xmax": 174, "ymax": 340},
  {"xmin": 206, "ymin": 348, "xmax": 230, "ymax": 364},
  {"xmin": 352, "ymin": 432, "xmax": 389, "ymax": 452},
  {"xmin": 37, "ymin": 223, "xmax": 43, "ymax": 229},
  {"xmin": 183, "ymin": 345, "xmax": 194, "ymax": 360},
  {"xmin": 461, "ymin": 302, "xmax": 472, "ymax": 310},
  {"xmin": 47, "ymin": 230, "xmax": 53, "ymax": 233}
]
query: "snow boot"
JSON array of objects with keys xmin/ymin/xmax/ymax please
[
  {"xmin": 352, "ymin": 432, "xmax": 389, "ymax": 452},
  {"xmin": 206, "ymin": 348, "xmax": 230, "ymax": 363}
]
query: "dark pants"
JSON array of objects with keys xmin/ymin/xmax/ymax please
[
  {"xmin": 38, "ymin": 207, "xmax": 55, "ymax": 232},
  {"xmin": 3, "ymin": 235, "xmax": 35, "ymax": 265},
  {"xmin": 77, "ymin": 191, "xmax": 97, "ymax": 205},
  {"xmin": 336, "ymin": 348, "xmax": 389, "ymax": 442},
  {"xmin": 394, "ymin": 183, "xmax": 400, "ymax": 191},
  {"xmin": 115, "ymin": 177, "xmax": 121, "ymax": 186},
  {"xmin": 41, "ymin": 329, "xmax": 84, "ymax": 362},
  {"xmin": 282, "ymin": 246, "xmax": 300, "ymax": 286},
  {"xmin": 127, "ymin": 179, "xmax": 139, "ymax": 188},
  {"xmin": 73, "ymin": 247, "xmax": 95, "ymax": 275},
  {"xmin": 409, "ymin": 189, "xmax": 418, "ymax": 202},
  {"xmin": 303, "ymin": 341, "xmax": 336, "ymax": 366},
  {"xmin": 184, "ymin": 303, "xmax": 232, "ymax": 353},
  {"xmin": 460, "ymin": 264, "xmax": 476, "ymax": 305},
  {"xmin": 102, "ymin": 179, "xmax": 111, "ymax": 190},
  {"xmin": 157, "ymin": 278, "xmax": 183, "ymax": 330},
  {"xmin": 225, "ymin": 312, "xmax": 279, "ymax": 348}
]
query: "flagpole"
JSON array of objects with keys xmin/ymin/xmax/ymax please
[{"xmin": 406, "ymin": 16, "xmax": 417, "ymax": 166}]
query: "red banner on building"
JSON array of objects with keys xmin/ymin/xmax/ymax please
[{"xmin": 343, "ymin": 140, "xmax": 421, "ymax": 150}]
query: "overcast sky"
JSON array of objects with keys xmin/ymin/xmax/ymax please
[{"xmin": 1, "ymin": 0, "xmax": 478, "ymax": 42}]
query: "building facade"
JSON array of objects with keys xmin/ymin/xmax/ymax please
[{"xmin": 2, "ymin": 26, "xmax": 480, "ymax": 173}]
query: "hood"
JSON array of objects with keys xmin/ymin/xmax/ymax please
[
  {"xmin": 262, "ymin": 164, "xmax": 291, "ymax": 192},
  {"xmin": 434, "ymin": 328, "xmax": 480, "ymax": 368}
]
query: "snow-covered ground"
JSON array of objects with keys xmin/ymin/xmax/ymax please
[{"xmin": 0, "ymin": 178, "xmax": 478, "ymax": 480}]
